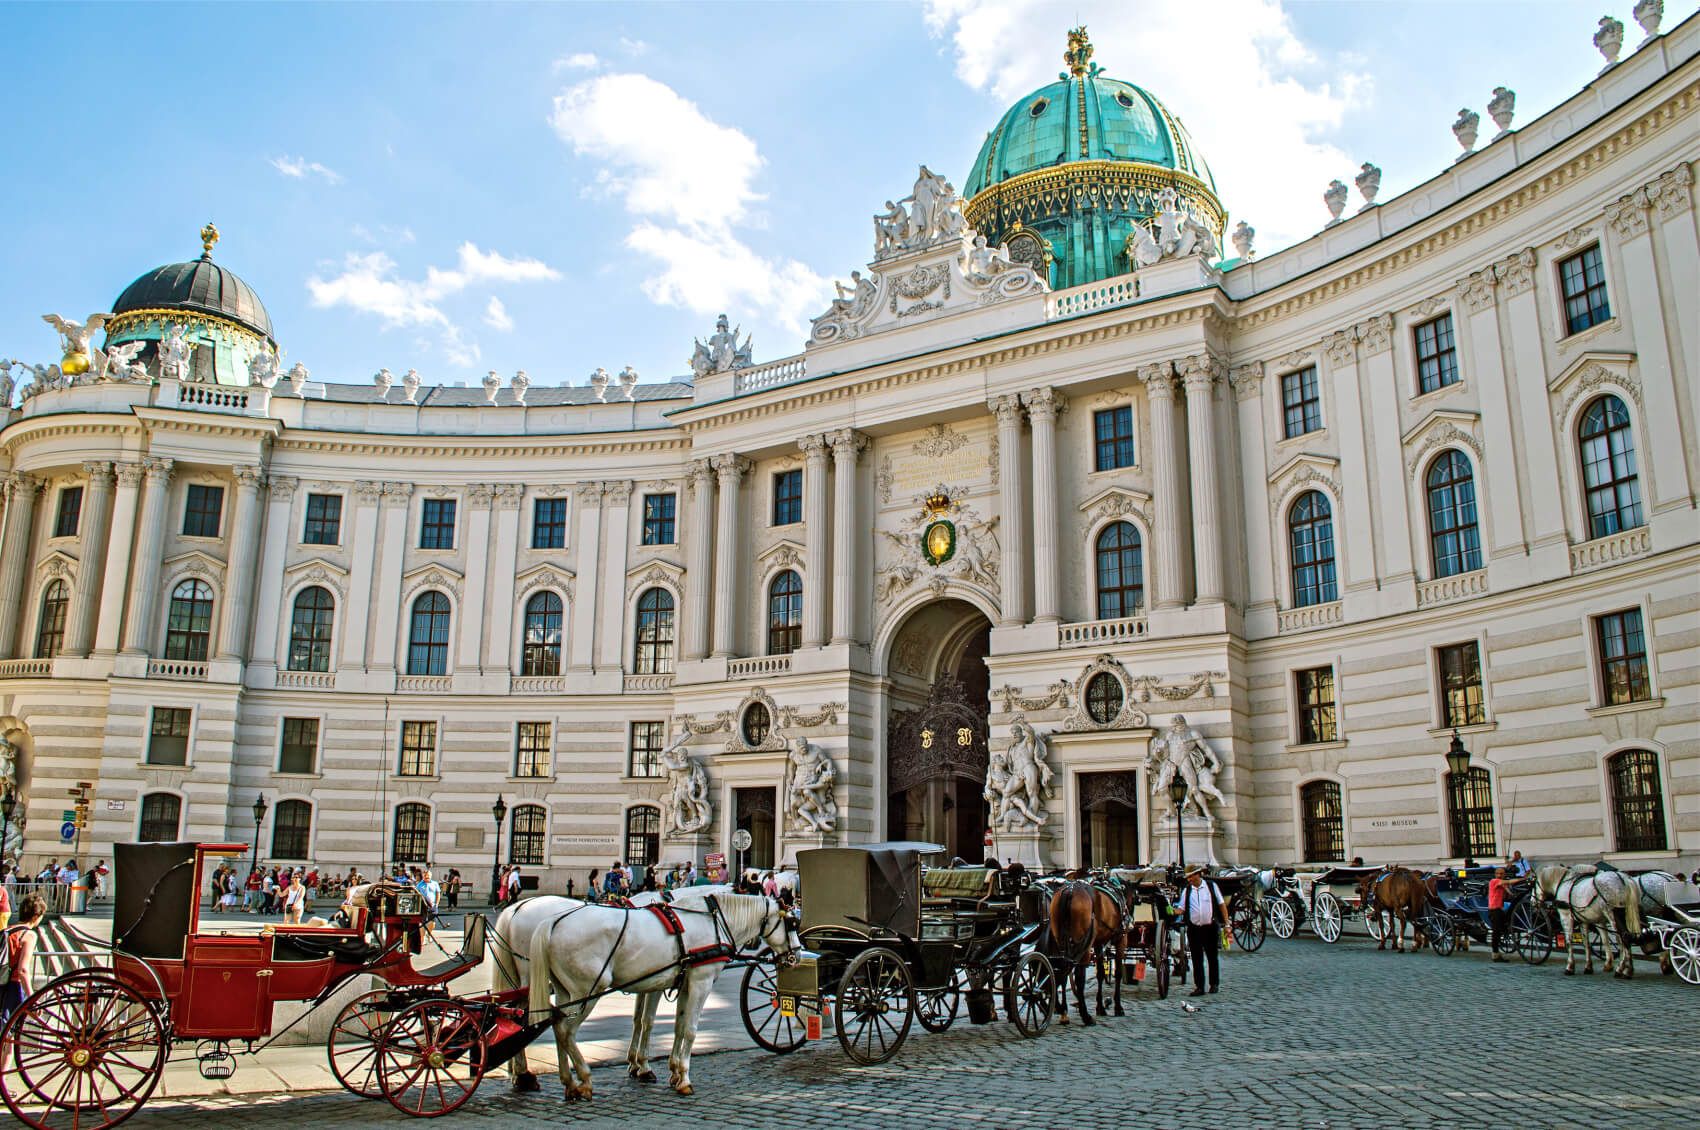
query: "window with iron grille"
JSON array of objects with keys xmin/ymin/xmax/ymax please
[
  {"xmin": 288, "ymin": 586, "xmax": 335, "ymax": 672},
  {"xmin": 1437, "ymin": 641, "xmax": 1486, "ymax": 728},
  {"xmin": 1425, "ymin": 451, "xmax": 1482, "ymax": 579},
  {"xmin": 398, "ymin": 721, "xmax": 437, "ymax": 776},
  {"xmin": 1094, "ymin": 522, "xmax": 1143, "ymax": 620},
  {"xmin": 138, "ymin": 793, "xmax": 181, "ymax": 842},
  {"xmin": 34, "ymin": 580, "xmax": 67, "ymax": 659},
  {"xmin": 773, "ymin": 470, "xmax": 802, "ymax": 525},
  {"xmin": 516, "ymin": 722, "xmax": 551, "ymax": 778},
  {"xmin": 1414, "ymin": 314, "xmax": 1459, "ymax": 394},
  {"xmin": 1578, "ymin": 396, "xmax": 1643, "ymax": 539},
  {"xmin": 271, "ymin": 799, "xmax": 312, "ymax": 859},
  {"xmin": 1300, "ymin": 780, "xmax": 1343, "ymax": 863},
  {"xmin": 522, "ymin": 591, "xmax": 562, "ymax": 676},
  {"xmin": 1295, "ymin": 666, "xmax": 1337, "ymax": 745},
  {"xmin": 303, "ymin": 493, "xmax": 342, "ymax": 545},
  {"xmin": 1607, "ymin": 749, "xmax": 1667, "ymax": 853},
  {"xmin": 420, "ymin": 498, "xmax": 456, "ymax": 549},
  {"xmin": 183, "ymin": 484, "xmax": 224, "ymax": 537},
  {"xmin": 1093, "ymin": 406, "xmax": 1136, "ymax": 471},
  {"xmin": 1594, "ymin": 608, "xmax": 1651, "ymax": 706},
  {"xmin": 407, "ymin": 592, "xmax": 451, "ymax": 675},
  {"xmin": 510, "ymin": 805, "xmax": 546, "ymax": 865},
  {"xmin": 1288, "ymin": 491, "xmax": 1337, "ymax": 608},
  {"xmin": 633, "ymin": 588, "xmax": 674, "ymax": 674},
  {"xmin": 625, "ymin": 806, "xmax": 660, "ymax": 867},
  {"xmin": 641, "ymin": 493, "xmax": 675, "ymax": 546},
  {"xmin": 1281, "ymin": 367, "xmax": 1322, "ymax": 438},
  {"xmin": 392, "ymin": 803, "xmax": 431, "ymax": 863},
  {"xmin": 1446, "ymin": 767, "xmax": 1497, "ymax": 859},
  {"xmin": 767, "ymin": 570, "xmax": 802, "ymax": 655},
  {"xmin": 532, "ymin": 498, "xmax": 567, "ymax": 549},
  {"xmin": 279, "ymin": 717, "xmax": 319, "ymax": 774},
  {"xmin": 53, "ymin": 487, "xmax": 82, "ymax": 538},
  {"xmin": 165, "ymin": 579, "xmax": 214, "ymax": 661},
  {"xmin": 147, "ymin": 707, "xmax": 191, "ymax": 766},
  {"xmin": 630, "ymin": 721, "xmax": 666, "ymax": 778},
  {"xmin": 1085, "ymin": 673, "xmax": 1124, "ymax": 725},
  {"xmin": 1559, "ymin": 245, "xmax": 1611, "ymax": 335}
]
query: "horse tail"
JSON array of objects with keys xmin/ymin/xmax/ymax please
[
  {"xmin": 1623, "ymin": 875, "xmax": 1641, "ymax": 937},
  {"xmin": 527, "ymin": 916, "xmax": 556, "ymax": 1023}
]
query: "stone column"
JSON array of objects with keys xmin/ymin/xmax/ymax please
[
  {"xmin": 339, "ymin": 481, "xmax": 383, "ymax": 671},
  {"xmin": 682, "ymin": 461, "xmax": 716, "ymax": 661},
  {"xmin": 93, "ymin": 462, "xmax": 145, "ymax": 655},
  {"xmin": 1353, "ymin": 324, "xmax": 1417, "ymax": 600},
  {"xmin": 1455, "ymin": 267, "xmax": 1527, "ymax": 563},
  {"xmin": 456, "ymin": 485, "xmax": 495, "ymax": 672},
  {"xmin": 1648, "ymin": 165, "xmax": 1698, "ymax": 439},
  {"xmin": 212, "ymin": 466, "xmax": 266, "ymax": 663},
  {"xmin": 799, "ymin": 435, "xmax": 831, "ymax": 647},
  {"xmin": 367, "ymin": 483, "xmax": 413, "ymax": 673},
  {"xmin": 712, "ymin": 455, "xmax": 751, "ymax": 657},
  {"xmin": 1024, "ymin": 388, "xmax": 1066, "ymax": 622},
  {"xmin": 120, "ymin": 458, "xmax": 174, "ymax": 655},
  {"xmin": 598, "ymin": 481, "xmax": 634, "ymax": 670},
  {"xmin": 1493, "ymin": 253, "xmax": 1567, "ymax": 566},
  {"xmin": 1229, "ymin": 365, "xmax": 1275, "ymax": 616},
  {"xmin": 485, "ymin": 485, "xmax": 523, "ymax": 670},
  {"xmin": 828, "ymin": 431, "xmax": 866, "ymax": 645},
  {"xmin": 1177, "ymin": 356, "xmax": 1226, "ymax": 604},
  {"xmin": 989, "ymin": 395, "xmax": 1028, "ymax": 626},
  {"xmin": 569, "ymin": 482, "xmax": 602, "ymax": 669},
  {"xmin": 60, "ymin": 462, "xmax": 113, "ymax": 658},
  {"xmin": 0, "ymin": 473, "xmax": 42, "ymax": 659},
  {"xmin": 1139, "ymin": 365, "xmax": 1186, "ymax": 610},
  {"xmin": 1316, "ymin": 333, "xmax": 1377, "ymax": 600},
  {"xmin": 246, "ymin": 476, "xmax": 297, "ymax": 673}
]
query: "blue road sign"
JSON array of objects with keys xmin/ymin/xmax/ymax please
[{"xmin": 60, "ymin": 822, "xmax": 76, "ymax": 841}]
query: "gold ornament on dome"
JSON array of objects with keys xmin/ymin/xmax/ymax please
[
  {"xmin": 200, "ymin": 222, "xmax": 219, "ymax": 254},
  {"xmin": 1064, "ymin": 27, "xmax": 1094, "ymax": 77}
]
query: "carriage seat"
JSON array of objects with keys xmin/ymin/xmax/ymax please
[
  {"xmin": 922, "ymin": 868, "xmax": 996, "ymax": 910},
  {"xmin": 272, "ymin": 931, "xmax": 386, "ymax": 965},
  {"xmin": 1274, "ymin": 867, "xmax": 1297, "ymax": 879},
  {"xmin": 411, "ymin": 953, "xmax": 481, "ymax": 984}
]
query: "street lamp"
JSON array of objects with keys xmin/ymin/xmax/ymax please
[
  {"xmin": 1, "ymin": 790, "xmax": 15, "ymax": 877},
  {"xmin": 1444, "ymin": 729, "xmax": 1470, "ymax": 863},
  {"xmin": 1169, "ymin": 776, "xmax": 1189, "ymax": 877},
  {"xmin": 250, "ymin": 794, "xmax": 268, "ymax": 880},
  {"xmin": 490, "ymin": 795, "xmax": 507, "ymax": 907}
]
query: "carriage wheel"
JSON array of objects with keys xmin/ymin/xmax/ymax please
[
  {"xmin": 328, "ymin": 990, "xmax": 393, "ymax": 1098},
  {"xmin": 916, "ymin": 973, "xmax": 962, "ymax": 1034},
  {"xmin": 1668, "ymin": 927, "xmax": 1700, "ymax": 986},
  {"xmin": 1004, "ymin": 953, "xmax": 1055, "ymax": 1038},
  {"xmin": 834, "ymin": 948, "xmax": 914, "ymax": 1065},
  {"xmin": 1153, "ymin": 921, "xmax": 1171, "ymax": 999},
  {"xmin": 0, "ymin": 971, "xmax": 166, "ymax": 1130},
  {"xmin": 1425, "ymin": 912, "xmax": 1455, "ymax": 957},
  {"xmin": 1265, "ymin": 897, "xmax": 1297, "ymax": 940},
  {"xmin": 1312, "ymin": 891, "xmax": 1343, "ymax": 943},
  {"xmin": 376, "ymin": 999, "xmax": 487, "ymax": 1117},
  {"xmin": 1512, "ymin": 901, "xmax": 1553, "ymax": 966},
  {"xmin": 739, "ymin": 963, "xmax": 806, "ymax": 1053},
  {"xmin": 1230, "ymin": 899, "xmax": 1266, "ymax": 953},
  {"xmin": 1365, "ymin": 906, "xmax": 1386, "ymax": 942}
]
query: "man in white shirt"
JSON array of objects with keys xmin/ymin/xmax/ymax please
[{"xmin": 1178, "ymin": 865, "xmax": 1225, "ymax": 997}]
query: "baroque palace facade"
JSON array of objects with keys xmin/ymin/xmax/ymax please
[{"xmin": 1, "ymin": 24, "xmax": 1696, "ymax": 888}]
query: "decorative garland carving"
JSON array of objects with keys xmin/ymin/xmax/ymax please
[
  {"xmin": 887, "ymin": 264, "xmax": 951, "ymax": 317},
  {"xmin": 1649, "ymin": 162, "xmax": 1693, "ymax": 221},
  {"xmin": 286, "ymin": 563, "xmax": 347, "ymax": 600},
  {"xmin": 1405, "ymin": 421, "xmax": 1485, "ymax": 474},
  {"xmin": 994, "ymin": 682, "xmax": 1072, "ymax": 713},
  {"xmin": 625, "ymin": 562, "xmax": 682, "ymax": 599},
  {"xmin": 1605, "ymin": 188, "xmax": 1651, "ymax": 240},
  {"xmin": 1454, "ymin": 267, "xmax": 1497, "ymax": 314},
  {"xmin": 1554, "ymin": 224, "xmax": 1594, "ymax": 251},
  {"xmin": 677, "ymin": 712, "xmax": 732, "ymax": 736},
  {"xmin": 1061, "ymin": 654, "xmax": 1150, "ymax": 732},
  {"xmin": 1406, "ymin": 295, "xmax": 1448, "ymax": 319},
  {"xmin": 1273, "ymin": 349, "xmax": 1312, "ymax": 372},
  {"xmin": 519, "ymin": 568, "xmax": 574, "ymax": 601},
  {"xmin": 778, "ymin": 702, "xmax": 844, "ymax": 729},
  {"xmin": 1083, "ymin": 491, "xmax": 1150, "ymax": 530},
  {"xmin": 1355, "ymin": 314, "xmax": 1394, "ymax": 356},
  {"xmin": 912, "ymin": 423, "xmax": 968, "ymax": 458},
  {"xmin": 403, "ymin": 566, "xmax": 463, "ymax": 600},
  {"xmin": 1274, "ymin": 465, "xmax": 1342, "ymax": 504},
  {"xmin": 1323, "ymin": 329, "xmax": 1358, "ymax": 368},
  {"xmin": 724, "ymin": 686, "xmax": 789, "ymax": 754}
]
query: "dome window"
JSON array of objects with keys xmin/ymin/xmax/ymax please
[
  {"xmin": 1115, "ymin": 90, "xmax": 1135, "ymax": 109},
  {"xmin": 1028, "ymin": 97, "xmax": 1050, "ymax": 118}
]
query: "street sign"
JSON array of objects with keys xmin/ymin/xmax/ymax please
[
  {"xmin": 731, "ymin": 828, "xmax": 753, "ymax": 852},
  {"xmin": 106, "ymin": 800, "xmax": 126, "ymax": 812},
  {"xmin": 63, "ymin": 811, "xmax": 74, "ymax": 822},
  {"xmin": 60, "ymin": 822, "xmax": 76, "ymax": 841}
]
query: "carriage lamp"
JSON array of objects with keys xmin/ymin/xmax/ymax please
[
  {"xmin": 250, "ymin": 794, "xmax": 268, "ymax": 877},
  {"xmin": 490, "ymin": 795, "xmax": 508, "ymax": 908}
]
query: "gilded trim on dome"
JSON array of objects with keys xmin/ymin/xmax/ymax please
[
  {"xmin": 104, "ymin": 308, "xmax": 270, "ymax": 348},
  {"xmin": 965, "ymin": 161, "xmax": 1226, "ymax": 239},
  {"xmin": 1076, "ymin": 78, "xmax": 1090, "ymax": 159}
]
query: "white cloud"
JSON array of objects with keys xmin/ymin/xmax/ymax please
[
  {"xmin": 923, "ymin": 0, "xmax": 1367, "ymax": 253},
  {"xmin": 269, "ymin": 155, "xmax": 343, "ymax": 185},
  {"xmin": 618, "ymin": 37, "xmax": 649, "ymax": 55},
  {"xmin": 484, "ymin": 296, "xmax": 515, "ymax": 331},
  {"xmin": 553, "ymin": 52, "xmax": 600, "ymax": 72},
  {"xmin": 441, "ymin": 326, "xmax": 481, "ymax": 367},
  {"xmin": 625, "ymin": 225, "xmax": 827, "ymax": 333}
]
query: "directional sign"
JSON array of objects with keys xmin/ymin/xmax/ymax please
[
  {"xmin": 731, "ymin": 829, "xmax": 753, "ymax": 852},
  {"xmin": 60, "ymin": 822, "xmax": 76, "ymax": 842}
]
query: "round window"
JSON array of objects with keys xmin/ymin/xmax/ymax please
[
  {"xmin": 741, "ymin": 702, "xmax": 771, "ymax": 746},
  {"xmin": 1115, "ymin": 90, "xmax": 1135, "ymax": 109},
  {"xmin": 1029, "ymin": 97, "xmax": 1050, "ymax": 118},
  {"xmin": 1085, "ymin": 672, "xmax": 1124, "ymax": 726}
]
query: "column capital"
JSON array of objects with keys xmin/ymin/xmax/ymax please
[
  {"xmin": 1354, "ymin": 313, "xmax": 1396, "ymax": 356},
  {"xmin": 466, "ymin": 483, "xmax": 496, "ymax": 507},
  {"xmin": 603, "ymin": 479, "xmax": 633, "ymax": 506},
  {"xmin": 827, "ymin": 430, "xmax": 867, "ymax": 462},
  {"xmin": 711, "ymin": 453, "xmax": 753, "ymax": 481},
  {"xmin": 1494, "ymin": 249, "xmax": 1538, "ymax": 298},
  {"xmin": 688, "ymin": 457, "xmax": 717, "ymax": 483},
  {"xmin": 1137, "ymin": 362, "xmax": 1177, "ymax": 399},
  {"xmin": 798, "ymin": 433, "xmax": 832, "ymax": 461},
  {"xmin": 233, "ymin": 465, "xmax": 267, "ymax": 493},
  {"xmin": 494, "ymin": 483, "xmax": 525, "ymax": 509},
  {"xmin": 987, "ymin": 393, "xmax": 1025, "ymax": 425},
  {"xmin": 1176, "ymin": 353, "xmax": 1225, "ymax": 391},
  {"xmin": 4, "ymin": 472, "xmax": 39, "ymax": 501},
  {"xmin": 1022, "ymin": 386, "xmax": 1068, "ymax": 421},
  {"xmin": 380, "ymin": 481, "xmax": 414, "ymax": 501},
  {"xmin": 1649, "ymin": 162, "xmax": 1693, "ymax": 222},
  {"xmin": 576, "ymin": 480, "xmax": 605, "ymax": 504},
  {"xmin": 1605, "ymin": 187, "xmax": 1651, "ymax": 240},
  {"xmin": 1228, "ymin": 363, "xmax": 1264, "ymax": 402},
  {"xmin": 80, "ymin": 460, "xmax": 114, "ymax": 482},
  {"xmin": 1454, "ymin": 266, "xmax": 1498, "ymax": 314},
  {"xmin": 142, "ymin": 457, "xmax": 174, "ymax": 486},
  {"xmin": 1322, "ymin": 329, "xmax": 1358, "ymax": 369},
  {"xmin": 354, "ymin": 479, "xmax": 384, "ymax": 503},
  {"xmin": 114, "ymin": 461, "xmax": 147, "ymax": 489},
  {"xmin": 268, "ymin": 475, "xmax": 298, "ymax": 501}
]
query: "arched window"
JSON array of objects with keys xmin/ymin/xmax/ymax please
[
  {"xmin": 287, "ymin": 586, "xmax": 335, "ymax": 672},
  {"xmin": 1094, "ymin": 522, "xmax": 1143, "ymax": 620},
  {"xmin": 1578, "ymin": 395, "xmax": 1643, "ymax": 539},
  {"xmin": 271, "ymin": 799, "xmax": 312, "ymax": 859},
  {"xmin": 164, "ymin": 579, "xmax": 214, "ymax": 661},
  {"xmin": 138, "ymin": 793, "xmax": 181, "ymax": 842},
  {"xmin": 521, "ymin": 591, "xmax": 563, "ymax": 676},
  {"xmin": 511, "ymin": 805, "xmax": 547, "ymax": 866},
  {"xmin": 1607, "ymin": 749, "xmax": 1667, "ymax": 852},
  {"xmin": 392, "ymin": 803, "xmax": 431, "ymax": 864},
  {"xmin": 1425, "ymin": 451, "xmax": 1482, "ymax": 579},
  {"xmin": 1288, "ymin": 491, "xmax": 1337, "ymax": 608},
  {"xmin": 34, "ymin": 580, "xmax": 68, "ymax": 659},
  {"xmin": 407, "ymin": 592, "xmax": 451, "ymax": 675},
  {"xmin": 633, "ymin": 588, "xmax": 675, "ymax": 675},
  {"xmin": 1445, "ymin": 767, "xmax": 1496, "ymax": 859},
  {"xmin": 767, "ymin": 570, "xmax": 802, "ymax": 656},
  {"xmin": 1300, "ymin": 781, "xmax": 1343, "ymax": 863},
  {"xmin": 625, "ymin": 805, "xmax": 660, "ymax": 868}
]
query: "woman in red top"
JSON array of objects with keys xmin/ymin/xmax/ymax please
[
  {"xmin": 2, "ymin": 895, "xmax": 47, "ymax": 1026},
  {"xmin": 1486, "ymin": 867, "xmax": 1523, "ymax": 962}
]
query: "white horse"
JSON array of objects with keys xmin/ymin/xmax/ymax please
[
  {"xmin": 523, "ymin": 892, "xmax": 793, "ymax": 1099},
  {"xmin": 1531, "ymin": 864, "xmax": 1643, "ymax": 978}
]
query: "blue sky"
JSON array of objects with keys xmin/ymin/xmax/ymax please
[{"xmin": 3, "ymin": 1, "xmax": 1692, "ymax": 389}]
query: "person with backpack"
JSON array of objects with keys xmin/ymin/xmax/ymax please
[{"xmin": 1, "ymin": 895, "xmax": 47, "ymax": 1027}]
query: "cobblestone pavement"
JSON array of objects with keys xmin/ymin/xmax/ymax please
[{"xmin": 119, "ymin": 934, "xmax": 1699, "ymax": 1130}]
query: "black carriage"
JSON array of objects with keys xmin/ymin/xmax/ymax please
[
  {"xmin": 1212, "ymin": 868, "xmax": 1268, "ymax": 952},
  {"xmin": 1107, "ymin": 867, "xmax": 1184, "ymax": 997},
  {"xmin": 1421, "ymin": 866, "xmax": 1553, "ymax": 962},
  {"xmin": 740, "ymin": 842, "xmax": 1055, "ymax": 1064}
]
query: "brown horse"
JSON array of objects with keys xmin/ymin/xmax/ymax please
[
  {"xmin": 1356, "ymin": 868, "xmax": 1432, "ymax": 952},
  {"xmin": 1047, "ymin": 880, "xmax": 1126, "ymax": 1025}
]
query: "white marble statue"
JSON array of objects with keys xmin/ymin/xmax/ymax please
[
  {"xmin": 0, "ymin": 361, "xmax": 16, "ymax": 408},
  {"xmin": 158, "ymin": 323, "xmax": 196, "ymax": 381},
  {"xmin": 246, "ymin": 344, "xmax": 280, "ymax": 388},
  {"xmin": 1147, "ymin": 714, "xmax": 1227, "ymax": 827},
  {"xmin": 1182, "ymin": 208, "xmax": 1219, "ymax": 259},
  {"xmin": 402, "ymin": 368, "xmax": 422, "ymax": 402},
  {"xmin": 102, "ymin": 340, "xmax": 148, "ymax": 384},
  {"xmin": 1452, "ymin": 108, "xmax": 1480, "ymax": 158},
  {"xmin": 375, "ymin": 367, "xmax": 395, "ymax": 397},
  {"xmin": 483, "ymin": 370, "xmax": 502, "ymax": 402},
  {"xmin": 1488, "ymin": 87, "xmax": 1516, "ymax": 135},
  {"xmin": 286, "ymin": 362, "xmax": 310, "ymax": 394},
  {"xmin": 1231, "ymin": 221, "xmax": 1255, "ymax": 261},
  {"xmin": 1595, "ymin": 15, "xmax": 1625, "ymax": 68},
  {"xmin": 1355, "ymin": 163, "xmax": 1382, "ymax": 209},
  {"xmin": 0, "ymin": 737, "xmax": 20, "ymax": 864},
  {"xmin": 833, "ymin": 271, "xmax": 878, "ymax": 320},
  {"xmin": 785, "ymin": 737, "xmax": 837, "ymax": 834},
  {"xmin": 1323, "ymin": 180, "xmax": 1349, "ymax": 227},
  {"xmin": 964, "ymin": 234, "xmax": 1013, "ymax": 281},
  {"xmin": 873, "ymin": 199, "xmax": 910, "ymax": 257},
  {"xmin": 689, "ymin": 315, "xmax": 754, "ymax": 378},
  {"xmin": 617, "ymin": 366, "xmax": 638, "ymax": 400},
  {"xmin": 1635, "ymin": 0, "xmax": 1664, "ymax": 41},
  {"xmin": 1125, "ymin": 223, "xmax": 1162, "ymax": 269},
  {"xmin": 1154, "ymin": 188, "xmax": 1186, "ymax": 254},
  {"xmin": 512, "ymin": 369, "xmax": 531, "ymax": 404},
  {"xmin": 588, "ymin": 367, "xmax": 610, "ymax": 401},
  {"xmin": 985, "ymin": 717, "xmax": 1054, "ymax": 831},
  {"xmin": 42, "ymin": 313, "xmax": 110, "ymax": 378},
  {"xmin": 661, "ymin": 729, "xmax": 712, "ymax": 835}
]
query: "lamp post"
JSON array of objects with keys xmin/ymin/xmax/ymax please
[
  {"xmin": 1, "ymin": 789, "xmax": 15, "ymax": 877},
  {"xmin": 1445, "ymin": 729, "xmax": 1470, "ymax": 861},
  {"xmin": 1169, "ymin": 776, "xmax": 1189, "ymax": 876},
  {"xmin": 490, "ymin": 795, "xmax": 507, "ymax": 908},
  {"xmin": 250, "ymin": 794, "xmax": 268, "ymax": 880}
]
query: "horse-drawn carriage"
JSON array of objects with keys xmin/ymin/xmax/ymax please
[
  {"xmin": 1419, "ymin": 866, "xmax": 1553, "ymax": 962},
  {"xmin": 742, "ymin": 842, "xmax": 1056, "ymax": 1064},
  {"xmin": 1641, "ymin": 876, "xmax": 1700, "ymax": 985},
  {"xmin": 1275, "ymin": 864, "xmax": 1386, "ymax": 943}
]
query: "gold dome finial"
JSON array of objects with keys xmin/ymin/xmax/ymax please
[
  {"xmin": 200, "ymin": 222, "xmax": 220, "ymax": 256},
  {"xmin": 1065, "ymin": 26, "xmax": 1093, "ymax": 77}
]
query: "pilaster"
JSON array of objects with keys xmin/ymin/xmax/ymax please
[
  {"xmin": 1495, "ymin": 251, "xmax": 1570, "ymax": 579},
  {"xmin": 989, "ymin": 395, "xmax": 1028, "ymax": 626},
  {"xmin": 1454, "ymin": 267, "xmax": 1530, "ymax": 580},
  {"xmin": 1139, "ymin": 365, "xmax": 1186, "ymax": 611},
  {"xmin": 337, "ymin": 481, "xmax": 383, "ymax": 678},
  {"xmin": 712, "ymin": 455, "xmax": 751, "ymax": 656},
  {"xmin": 485, "ymin": 484, "xmax": 523, "ymax": 674},
  {"xmin": 456, "ymin": 484, "xmax": 495, "ymax": 673},
  {"xmin": 246, "ymin": 475, "xmax": 297, "ymax": 685},
  {"xmin": 1318, "ymin": 331, "xmax": 1379, "ymax": 612},
  {"xmin": 211, "ymin": 465, "xmax": 266, "ymax": 677},
  {"xmin": 683, "ymin": 461, "xmax": 716, "ymax": 661},
  {"xmin": 569, "ymin": 482, "xmax": 603, "ymax": 670},
  {"xmin": 1353, "ymin": 321, "xmax": 1419, "ymax": 612},
  {"xmin": 366, "ymin": 482, "xmax": 413, "ymax": 675},
  {"xmin": 119, "ymin": 458, "xmax": 174, "ymax": 657},
  {"xmin": 1023, "ymin": 387, "xmax": 1066, "ymax": 623},
  {"xmin": 599, "ymin": 480, "xmax": 634, "ymax": 670},
  {"xmin": 93, "ymin": 462, "xmax": 145, "ymax": 656},
  {"xmin": 0, "ymin": 473, "xmax": 41, "ymax": 659},
  {"xmin": 1229, "ymin": 364, "xmax": 1277, "ymax": 631},
  {"xmin": 799, "ymin": 435, "xmax": 832, "ymax": 648},
  {"xmin": 828, "ymin": 432, "xmax": 866, "ymax": 645},
  {"xmin": 1178, "ymin": 354, "xmax": 1226, "ymax": 605},
  {"xmin": 60, "ymin": 461, "xmax": 113, "ymax": 658}
]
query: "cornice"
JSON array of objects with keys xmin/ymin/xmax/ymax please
[
  {"xmin": 133, "ymin": 406, "xmax": 283, "ymax": 440},
  {"xmin": 270, "ymin": 431, "xmax": 691, "ymax": 459},
  {"xmin": 0, "ymin": 416, "xmax": 143, "ymax": 460}
]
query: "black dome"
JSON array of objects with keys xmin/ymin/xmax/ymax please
[{"xmin": 113, "ymin": 254, "xmax": 273, "ymax": 339}]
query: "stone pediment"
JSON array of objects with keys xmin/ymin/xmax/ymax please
[
  {"xmin": 1267, "ymin": 452, "xmax": 1340, "ymax": 488},
  {"xmin": 756, "ymin": 539, "xmax": 805, "ymax": 577},
  {"xmin": 1547, "ymin": 351, "xmax": 1640, "ymax": 419},
  {"xmin": 625, "ymin": 559, "xmax": 683, "ymax": 598},
  {"xmin": 35, "ymin": 549, "xmax": 78, "ymax": 583},
  {"xmin": 284, "ymin": 557, "xmax": 349, "ymax": 598},
  {"xmin": 401, "ymin": 563, "xmax": 463, "ymax": 599},
  {"xmin": 1077, "ymin": 486, "xmax": 1152, "ymax": 527},
  {"xmin": 516, "ymin": 563, "xmax": 575, "ymax": 601},
  {"xmin": 160, "ymin": 549, "xmax": 226, "ymax": 583},
  {"xmin": 1401, "ymin": 410, "xmax": 1482, "ymax": 474}
]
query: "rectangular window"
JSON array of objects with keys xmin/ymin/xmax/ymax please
[
  {"xmin": 183, "ymin": 484, "xmax": 224, "ymax": 538},
  {"xmin": 398, "ymin": 720, "xmax": 437, "ymax": 776},
  {"xmin": 773, "ymin": 470, "xmax": 803, "ymax": 525},
  {"xmin": 630, "ymin": 721, "xmax": 666, "ymax": 778},
  {"xmin": 54, "ymin": 487, "xmax": 83, "ymax": 538},
  {"xmin": 1281, "ymin": 367, "xmax": 1322, "ymax": 438},
  {"xmin": 147, "ymin": 707, "xmax": 192, "ymax": 766},
  {"xmin": 302, "ymin": 493, "xmax": 342, "ymax": 545},
  {"xmin": 1295, "ymin": 666, "xmax": 1337, "ymax": 745},
  {"xmin": 420, "ymin": 498, "xmax": 456, "ymax": 549},
  {"xmin": 516, "ymin": 722, "xmax": 551, "ymax": 778},
  {"xmin": 532, "ymin": 498, "xmax": 567, "ymax": 549},
  {"xmin": 1093, "ymin": 406, "xmax": 1136, "ymax": 471},
  {"xmin": 1595, "ymin": 608, "xmax": 1651, "ymax": 706},
  {"xmin": 1437, "ymin": 641, "xmax": 1486, "ymax": 728},
  {"xmin": 279, "ymin": 717, "xmax": 320, "ymax": 774},
  {"xmin": 1414, "ymin": 314, "xmax": 1459, "ymax": 395},
  {"xmin": 1559, "ymin": 245, "xmax": 1611, "ymax": 335},
  {"xmin": 641, "ymin": 493, "xmax": 676, "ymax": 546}
]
